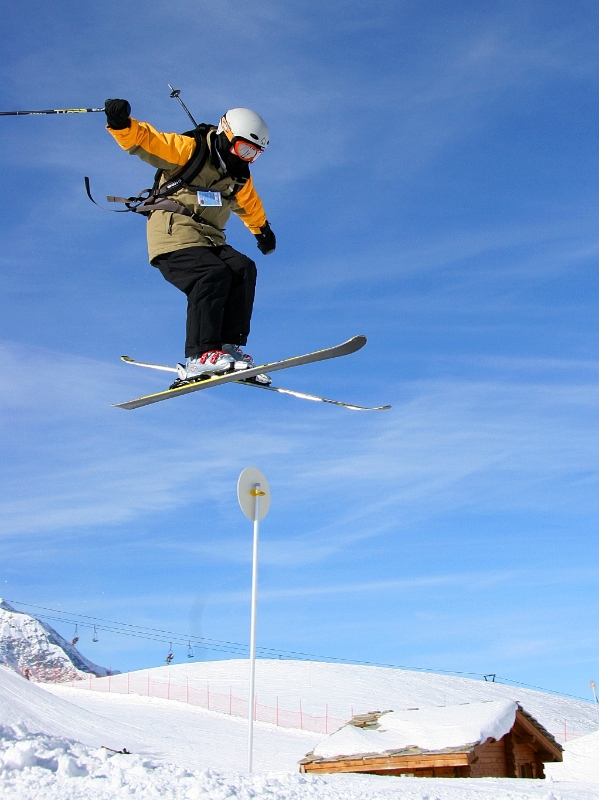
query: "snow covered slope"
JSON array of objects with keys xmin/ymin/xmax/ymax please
[
  {"xmin": 0, "ymin": 666, "xmax": 147, "ymax": 752},
  {"xmin": 0, "ymin": 600, "xmax": 112, "ymax": 680},
  {"xmin": 1, "ymin": 662, "xmax": 598, "ymax": 798},
  {"xmin": 79, "ymin": 658, "xmax": 598, "ymax": 741},
  {"xmin": 546, "ymin": 729, "xmax": 599, "ymax": 782},
  {"xmin": 43, "ymin": 682, "xmax": 322, "ymax": 772},
  {"xmin": 43, "ymin": 658, "xmax": 598, "ymax": 769},
  {"xmin": 2, "ymin": 665, "xmax": 320, "ymax": 771}
]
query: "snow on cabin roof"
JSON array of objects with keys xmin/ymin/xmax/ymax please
[{"xmin": 312, "ymin": 700, "xmax": 518, "ymax": 760}]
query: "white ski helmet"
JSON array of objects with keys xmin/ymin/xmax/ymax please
[{"xmin": 217, "ymin": 108, "xmax": 269, "ymax": 161}]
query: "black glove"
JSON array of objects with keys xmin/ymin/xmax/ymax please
[
  {"xmin": 104, "ymin": 99, "xmax": 131, "ymax": 130},
  {"xmin": 255, "ymin": 221, "xmax": 276, "ymax": 255}
]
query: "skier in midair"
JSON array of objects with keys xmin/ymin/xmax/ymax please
[{"xmin": 104, "ymin": 99, "xmax": 276, "ymax": 383}]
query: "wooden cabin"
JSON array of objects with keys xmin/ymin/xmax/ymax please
[{"xmin": 299, "ymin": 701, "xmax": 562, "ymax": 779}]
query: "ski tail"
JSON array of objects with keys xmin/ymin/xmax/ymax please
[
  {"xmin": 121, "ymin": 355, "xmax": 178, "ymax": 374},
  {"xmin": 237, "ymin": 380, "xmax": 391, "ymax": 411}
]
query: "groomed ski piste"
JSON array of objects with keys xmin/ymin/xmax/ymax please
[{"xmin": 2, "ymin": 659, "xmax": 599, "ymax": 799}]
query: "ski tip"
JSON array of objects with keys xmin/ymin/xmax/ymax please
[
  {"xmin": 121, "ymin": 355, "xmax": 134, "ymax": 363},
  {"xmin": 337, "ymin": 335, "xmax": 367, "ymax": 356},
  {"xmin": 345, "ymin": 403, "xmax": 392, "ymax": 411}
]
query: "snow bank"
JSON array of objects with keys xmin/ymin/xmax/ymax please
[
  {"xmin": 0, "ymin": 722, "xmax": 204, "ymax": 799},
  {"xmin": 0, "ymin": 722, "xmax": 93, "ymax": 776},
  {"xmin": 314, "ymin": 700, "xmax": 517, "ymax": 758},
  {"xmin": 0, "ymin": 722, "xmax": 597, "ymax": 800},
  {"xmin": 546, "ymin": 728, "xmax": 599, "ymax": 782},
  {"xmin": 0, "ymin": 666, "xmax": 146, "ymax": 752}
]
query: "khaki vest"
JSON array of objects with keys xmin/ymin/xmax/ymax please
[{"xmin": 146, "ymin": 131, "xmax": 246, "ymax": 263}]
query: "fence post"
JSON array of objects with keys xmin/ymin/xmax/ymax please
[
  {"xmin": 127, "ymin": 673, "xmax": 130, "ymax": 694},
  {"xmin": 564, "ymin": 720, "xmax": 567, "ymax": 742},
  {"xmin": 108, "ymin": 674, "xmax": 111, "ymax": 693},
  {"xmin": 89, "ymin": 672, "xmax": 92, "ymax": 690}
]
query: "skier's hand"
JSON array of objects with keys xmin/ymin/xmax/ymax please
[
  {"xmin": 255, "ymin": 221, "xmax": 276, "ymax": 255},
  {"xmin": 104, "ymin": 99, "xmax": 131, "ymax": 130}
]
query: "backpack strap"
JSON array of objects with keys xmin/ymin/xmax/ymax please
[
  {"xmin": 87, "ymin": 123, "xmax": 227, "ymax": 231},
  {"xmin": 152, "ymin": 123, "xmax": 212, "ymax": 198}
]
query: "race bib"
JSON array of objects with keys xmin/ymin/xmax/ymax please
[{"xmin": 197, "ymin": 191, "xmax": 222, "ymax": 207}]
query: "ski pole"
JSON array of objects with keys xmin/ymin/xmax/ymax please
[
  {"xmin": 168, "ymin": 84, "xmax": 198, "ymax": 127},
  {"xmin": 0, "ymin": 107, "xmax": 104, "ymax": 117}
]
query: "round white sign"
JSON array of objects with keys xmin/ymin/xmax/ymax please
[{"xmin": 237, "ymin": 467, "xmax": 271, "ymax": 521}]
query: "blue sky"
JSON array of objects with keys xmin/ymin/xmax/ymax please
[{"xmin": 1, "ymin": 0, "xmax": 599, "ymax": 700}]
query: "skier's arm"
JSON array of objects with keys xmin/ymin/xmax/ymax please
[
  {"xmin": 232, "ymin": 177, "xmax": 267, "ymax": 234},
  {"xmin": 107, "ymin": 118, "xmax": 196, "ymax": 171}
]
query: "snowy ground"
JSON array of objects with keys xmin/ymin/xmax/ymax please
[
  {"xmin": 3, "ymin": 722, "xmax": 598, "ymax": 800},
  {"xmin": 546, "ymin": 729, "xmax": 599, "ymax": 783},
  {"xmin": 2, "ymin": 727, "xmax": 598, "ymax": 800},
  {"xmin": 40, "ymin": 685, "xmax": 320, "ymax": 772},
  {"xmin": 2, "ymin": 663, "xmax": 599, "ymax": 798},
  {"xmin": 48, "ymin": 658, "xmax": 599, "ymax": 741}
]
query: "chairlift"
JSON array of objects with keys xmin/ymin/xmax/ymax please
[
  {"xmin": 187, "ymin": 641, "xmax": 194, "ymax": 659},
  {"xmin": 165, "ymin": 642, "xmax": 174, "ymax": 665},
  {"xmin": 92, "ymin": 625, "xmax": 98, "ymax": 643},
  {"xmin": 71, "ymin": 624, "xmax": 79, "ymax": 646}
]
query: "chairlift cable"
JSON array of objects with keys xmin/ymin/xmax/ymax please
[{"xmin": 4, "ymin": 597, "xmax": 591, "ymax": 702}]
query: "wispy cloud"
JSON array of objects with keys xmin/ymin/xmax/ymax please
[
  {"xmin": 183, "ymin": 565, "xmax": 599, "ymax": 606},
  {"xmin": 2, "ymin": 341, "xmax": 599, "ymax": 563}
]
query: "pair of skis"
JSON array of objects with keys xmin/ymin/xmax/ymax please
[{"xmin": 114, "ymin": 335, "xmax": 390, "ymax": 411}]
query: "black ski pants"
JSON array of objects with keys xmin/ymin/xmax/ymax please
[{"xmin": 153, "ymin": 245, "xmax": 257, "ymax": 358}]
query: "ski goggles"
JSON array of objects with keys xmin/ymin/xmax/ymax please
[{"xmin": 230, "ymin": 138, "xmax": 264, "ymax": 163}]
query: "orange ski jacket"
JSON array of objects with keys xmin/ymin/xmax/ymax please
[{"xmin": 108, "ymin": 118, "xmax": 267, "ymax": 262}]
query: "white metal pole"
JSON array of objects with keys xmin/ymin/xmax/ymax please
[
  {"xmin": 247, "ymin": 483, "xmax": 261, "ymax": 773},
  {"xmin": 591, "ymin": 681, "xmax": 599, "ymax": 725}
]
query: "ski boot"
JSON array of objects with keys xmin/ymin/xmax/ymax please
[
  {"xmin": 172, "ymin": 350, "xmax": 235, "ymax": 387},
  {"xmin": 222, "ymin": 344, "xmax": 271, "ymax": 385}
]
